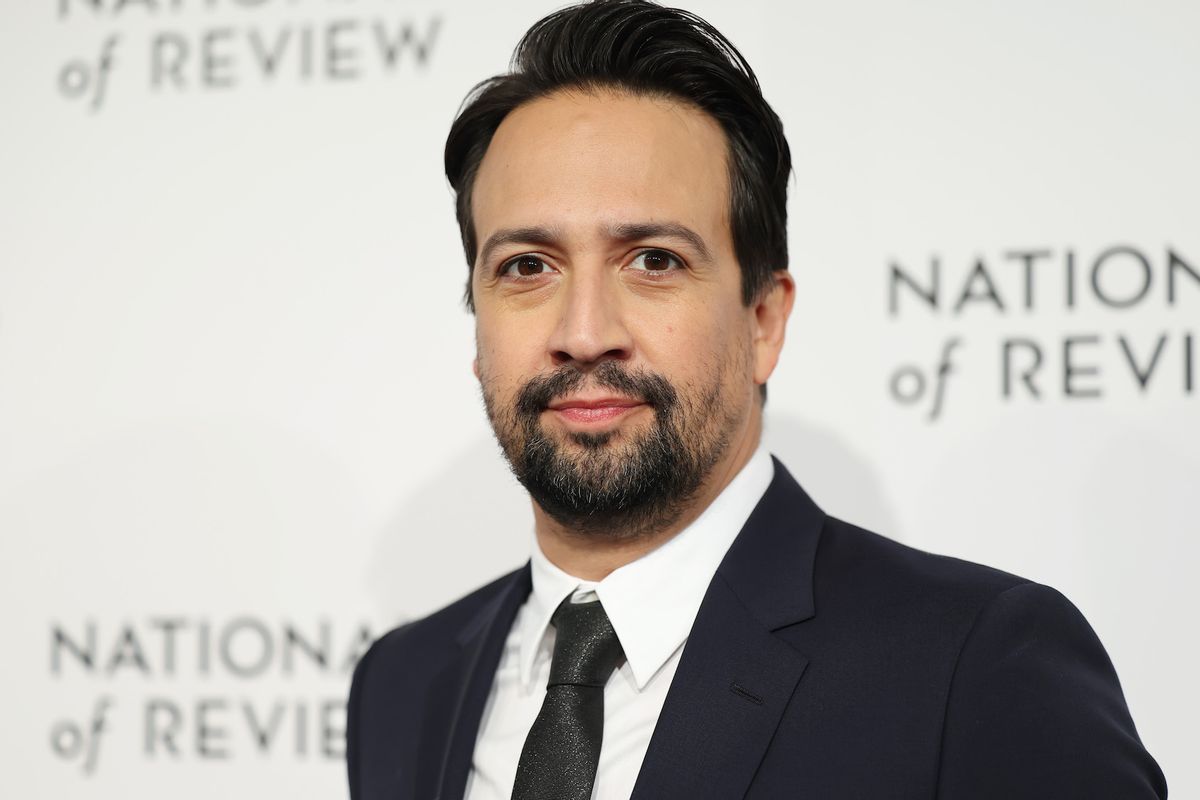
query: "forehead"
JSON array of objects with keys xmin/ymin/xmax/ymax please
[{"xmin": 471, "ymin": 89, "xmax": 731, "ymax": 252}]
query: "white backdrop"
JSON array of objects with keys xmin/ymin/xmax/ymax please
[{"xmin": 1, "ymin": 1, "xmax": 1195, "ymax": 797}]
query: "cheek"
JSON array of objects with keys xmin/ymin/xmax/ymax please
[
  {"xmin": 633, "ymin": 302, "xmax": 749, "ymax": 383},
  {"xmin": 475, "ymin": 314, "xmax": 544, "ymax": 387}
]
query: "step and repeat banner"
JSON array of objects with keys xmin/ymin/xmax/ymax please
[{"xmin": 1, "ymin": 1, "xmax": 1195, "ymax": 797}]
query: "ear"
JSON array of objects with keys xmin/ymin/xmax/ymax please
[{"xmin": 752, "ymin": 270, "xmax": 795, "ymax": 386}]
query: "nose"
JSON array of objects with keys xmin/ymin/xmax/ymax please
[{"xmin": 546, "ymin": 266, "xmax": 633, "ymax": 369}]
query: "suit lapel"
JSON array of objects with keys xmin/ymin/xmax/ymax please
[
  {"xmin": 631, "ymin": 459, "xmax": 824, "ymax": 799},
  {"xmin": 413, "ymin": 565, "xmax": 532, "ymax": 800}
]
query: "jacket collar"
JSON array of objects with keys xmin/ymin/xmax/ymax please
[
  {"xmin": 716, "ymin": 456, "xmax": 822, "ymax": 630},
  {"xmin": 630, "ymin": 458, "xmax": 824, "ymax": 799},
  {"xmin": 423, "ymin": 456, "xmax": 824, "ymax": 800},
  {"xmin": 417, "ymin": 564, "xmax": 531, "ymax": 800},
  {"xmin": 518, "ymin": 444, "xmax": 776, "ymax": 691}
]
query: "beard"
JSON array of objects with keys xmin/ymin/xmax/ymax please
[{"xmin": 481, "ymin": 358, "xmax": 743, "ymax": 539}]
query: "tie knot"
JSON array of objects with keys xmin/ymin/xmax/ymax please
[{"xmin": 548, "ymin": 597, "xmax": 625, "ymax": 689}]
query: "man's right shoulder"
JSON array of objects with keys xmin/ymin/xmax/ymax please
[
  {"xmin": 355, "ymin": 565, "xmax": 527, "ymax": 679},
  {"xmin": 346, "ymin": 565, "xmax": 528, "ymax": 799}
]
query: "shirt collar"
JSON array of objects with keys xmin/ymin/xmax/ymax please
[{"xmin": 519, "ymin": 444, "xmax": 775, "ymax": 690}]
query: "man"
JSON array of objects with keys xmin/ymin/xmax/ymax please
[{"xmin": 347, "ymin": 1, "xmax": 1166, "ymax": 798}]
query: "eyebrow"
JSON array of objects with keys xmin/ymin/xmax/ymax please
[
  {"xmin": 608, "ymin": 222, "xmax": 713, "ymax": 262},
  {"xmin": 477, "ymin": 226, "xmax": 562, "ymax": 269},
  {"xmin": 476, "ymin": 221, "xmax": 714, "ymax": 268}
]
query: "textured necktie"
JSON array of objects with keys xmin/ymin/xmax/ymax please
[{"xmin": 511, "ymin": 597, "xmax": 625, "ymax": 800}]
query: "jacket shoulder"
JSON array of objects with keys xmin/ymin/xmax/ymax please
[
  {"xmin": 790, "ymin": 518, "xmax": 1165, "ymax": 796},
  {"xmin": 815, "ymin": 515, "xmax": 1032, "ymax": 616},
  {"xmin": 346, "ymin": 565, "xmax": 527, "ymax": 800}
]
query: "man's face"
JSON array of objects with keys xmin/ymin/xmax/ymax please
[{"xmin": 470, "ymin": 89, "xmax": 782, "ymax": 536}]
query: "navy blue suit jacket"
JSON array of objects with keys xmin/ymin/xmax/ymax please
[{"xmin": 347, "ymin": 459, "xmax": 1166, "ymax": 799}]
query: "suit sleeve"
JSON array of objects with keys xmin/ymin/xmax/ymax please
[{"xmin": 935, "ymin": 582, "xmax": 1166, "ymax": 799}]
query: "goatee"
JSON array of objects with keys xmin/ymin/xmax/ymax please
[{"xmin": 483, "ymin": 360, "xmax": 735, "ymax": 539}]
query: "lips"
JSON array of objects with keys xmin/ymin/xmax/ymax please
[
  {"xmin": 545, "ymin": 395, "xmax": 647, "ymax": 425},
  {"xmin": 546, "ymin": 396, "xmax": 644, "ymax": 411}
]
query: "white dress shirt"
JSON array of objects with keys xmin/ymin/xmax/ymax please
[{"xmin": 464, "ymin": 445, "xmax": 775, "ymax": 800}]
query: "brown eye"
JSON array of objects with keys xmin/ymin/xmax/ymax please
[
  {"xmin": 502, "ymin": 255, "xmax": 550, "ymax": 277},
  {"xmin": 630, "ymin": 249, "xmax": 682, "ymax": 272}
]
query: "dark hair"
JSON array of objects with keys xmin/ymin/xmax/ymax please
[{"xmin": 444, "ymin": 0, "xmax": 791, "ymax": 311}]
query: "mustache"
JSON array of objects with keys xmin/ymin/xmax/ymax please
[{"xmin": 515, "ymin": 361, "xmax": 678, "ymax": 419}]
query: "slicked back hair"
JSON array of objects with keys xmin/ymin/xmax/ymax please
[{"xmin": 444, "ymin": 0, "xmax": 791, "ymax": 312}]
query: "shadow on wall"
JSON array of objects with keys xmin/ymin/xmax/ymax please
[
  {"xmin": 763, "ymin": 412, "xmax": 901, "ymax": 541},
  {"xmin": 0, "ymin": 416, "xmax": 363, "ymax": 597},
  {"xmin": 368, "ymin": 437, "xmax": 532, "ymax": 625}
]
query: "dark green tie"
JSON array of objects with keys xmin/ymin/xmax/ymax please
[{"xmin": 511, "ymin": 597, "xmax": 625, "ymax": 800}]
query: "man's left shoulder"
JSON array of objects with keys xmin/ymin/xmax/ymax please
[
  {"xmin": 813, "ymin": 515, "xmax": 1035, "ymax": 622},
  {"xmin": 796, "ymin": 517, "xmax": 1166, "ymax": 796},
  {"xmin": 804, "ymin": 515, "xmax": 1107, "ymax": 672}
]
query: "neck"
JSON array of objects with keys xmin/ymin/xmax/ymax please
[{"xmin": 532, "ymin": 408, "xmax": 762, "ymax": 582}]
